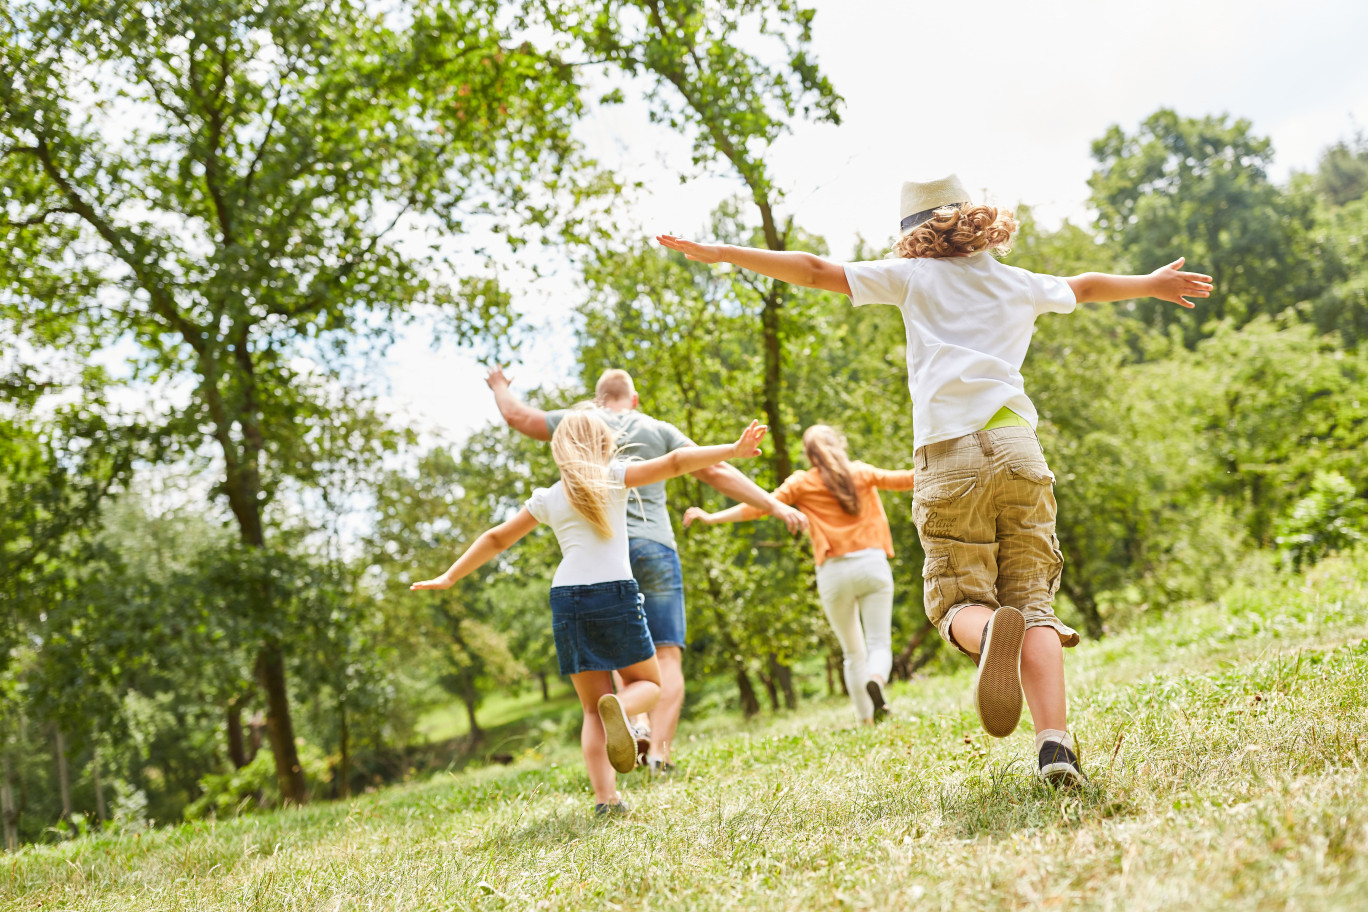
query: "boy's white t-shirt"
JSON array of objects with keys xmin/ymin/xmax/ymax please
[
  {"xmin": 843, "ymin": 252, "xmax": 1076, "ymax": 451},
  {"xmin": 525, "ymin": 461, "xmax": 633, "ymax": 588}
]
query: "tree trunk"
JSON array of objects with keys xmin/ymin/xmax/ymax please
[
  {"xmin": 461, "ymin": 678, "xmax": 483, "ymax": 743},
  {"xmin": 248, "ymin": 711, "xmax": 264, "ymax": 762},
  {"xmin": 538, "ymin": 672, "xmax": 550, "ymax": 702},
  {"xmin": 1063, "ymin": 580, "xmax": 1104, "ymax": 640},
  {"xmin": 226, "ymin": 698, "xmax": 250, "ymax": 769},
  {"xmin": 54, "ymin": 728, "xmax": 71, "ymax": 828},
  {"xmin": 891, "ymin": 620, "xmax": 937, "ymax": 680},
  {"xmin": 1, "ymin": 753, "xmax": 16, "ymax": 852},
  {"xmin": 255, "ymin": 644, "xmax": 308, "ymax": 805},
  {"xmin": 734, "ymin": 665, "xmax": 761, "ymax": 718},
  {"xmin": 825, "ymin": 654, "xmax": 836, "ymax": 696},
  {"xmin": 337, "ymin": 704, "xmax": 350, "ymax": 800},
  {"xmin": 760, "ymin": 282, "xmax": 793, "ymax": 479},
  {"xmin": 92, "ymin": 742, "xmax": 106, "ymax": 822},
  {"xmin": 767, "ymin": 653, "xmax": 797, "ymax": 710},
  {"xmin": 759, "ymin": 668, "xmax": 780, "ymax": 711}
]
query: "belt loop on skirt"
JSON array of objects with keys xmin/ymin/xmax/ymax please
[{"xmin": 977, "ymin": 429, "xmax": 995, "ymax": 456}]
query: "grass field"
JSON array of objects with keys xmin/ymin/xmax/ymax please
[{"xmin": 6, "ymin": 553, "xmax": 1368, "ymax": 911}]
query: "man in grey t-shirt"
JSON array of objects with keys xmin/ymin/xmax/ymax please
[{"xmin": 486, "ymin": 367, "xmax": 805, "ymax": 772}]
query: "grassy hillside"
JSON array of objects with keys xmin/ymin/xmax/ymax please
[{"xmin": 6, "ymin": 553, "xmax": 1368, "ymax": 911}]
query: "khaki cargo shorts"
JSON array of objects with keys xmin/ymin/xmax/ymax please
[{"xmin": 913, "ymin": 426, "xmax": 1079, "ymax": 655}]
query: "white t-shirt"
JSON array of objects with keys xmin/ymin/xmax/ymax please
[
  {"xmin": 525, "ymin": 461, "xmax": 633, "ymax": 587},
  {"xmin": 843, "ymin": 252, "xmax": 1076, "ymax": 451}
]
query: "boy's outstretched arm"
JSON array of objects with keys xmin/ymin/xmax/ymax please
[
  {"xmin": 1067, "ymin": 258, "xmax": 1213, "ymax": 308},
  {"xmin": 657, "ymin": 235, "xmax": 852, "ymax": 296},
  {"xmin": 623, "ymin": 420, "xmax": 767, "ymax": 488},
  {"xmin": 409, "ymin": 508, "xmax": 539, "ymax": 591}
]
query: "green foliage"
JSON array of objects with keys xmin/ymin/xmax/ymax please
[
  {"xmin": 1089, "ymin": 109, "xmax": 1326, "ymax": 344},
  {"xmin": 1276, "ymin": 472, "xmax": 1368, "ymax": 571},
  {"xmin": 184, "ymin": 743, "xmax": 332, "ymax": 821}
]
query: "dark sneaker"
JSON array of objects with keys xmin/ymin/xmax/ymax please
[
  {"xmin": 973, "ymin": 607, "xmax": 1025, "ymax": 738},
  {"xmin": 594, "ymin": 799, "xmax": 631, "ymax": 817},
  {"xmin": 866, "ymin": 679, "xmax": 891, "ymax": 723},
  {"xmin": 648, "ymin": 759, "xmax": 676, "ymax": 778},
  {"xmin": 1038, "ymin": 740, "xmax": 1087, "ymax": 788},
  {"xmin": 633, "ymin": 726, "xmax": 652, "ymax": 768},
  {"xmin": 598, "ymin": 693, "xmax": 638, "ymax": 773}
]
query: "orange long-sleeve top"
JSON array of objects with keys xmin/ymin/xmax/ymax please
[{"xmin": 739, "ymin": 463, "xmax": 916, "ymax": 566}]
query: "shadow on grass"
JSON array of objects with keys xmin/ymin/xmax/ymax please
[
  {"xmin": 936, "ymin": 763, "xmax": 1132, "ymax": 839},
  {"xmin": 472, "ymin": 805, "xmax": 617, "ymax": 852}
]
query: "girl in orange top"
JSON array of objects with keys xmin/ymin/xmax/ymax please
[{"xmin": 684, "ymin": 425, "xmax": 914, "ymax": 723}]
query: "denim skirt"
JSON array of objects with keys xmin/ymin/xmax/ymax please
[{"xmin": 549, "ymin": 579, "xmax": 655, "ymax": 675}]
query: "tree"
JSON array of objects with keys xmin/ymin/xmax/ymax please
[
  {"xmin": 1, "ymin": 0, "xmax": 588, "ymax": 802},
  {"xmin": 1089, "ymin": 110, "xmax": 1324, "ymax": 345}
]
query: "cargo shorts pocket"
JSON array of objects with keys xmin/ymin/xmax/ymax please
[
  {"xmin": 913, "ymin": 474, "xmax": 977, "ymax": 539},
  {"xmin": 1008, "ymin": 462, "xmax": 1055, "ymax": 486},
  {"xmin": 921, "ymin": 551, "xmax": 959, "ymax": 625}
]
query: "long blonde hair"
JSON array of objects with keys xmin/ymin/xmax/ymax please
[
  {"xmin": 803, "ymin": 425, "xmax": 861, "ymax": 516},
  {"xmin": 893, "ymin": 204, "xmax": 1018, "ymax": 259},
  {"xmin": 550, "ymin": 408, "xmax": 623, "ymax": 538}
]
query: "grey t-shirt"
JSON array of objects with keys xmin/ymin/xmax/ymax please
[{"xmin": 545, "ymin": 408, "xmax": 694, "ymax": 551}]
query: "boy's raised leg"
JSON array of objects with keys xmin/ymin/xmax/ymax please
[{"xmin": 951, "ymin": 604, "xmax": 1025, "ymax": 738}]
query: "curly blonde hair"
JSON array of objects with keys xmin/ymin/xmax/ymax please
[{"xmin": 893, "ymin": 204, "xmax": 1018, "ymax": 259}]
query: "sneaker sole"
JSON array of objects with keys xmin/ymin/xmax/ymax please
[
  {"xmin": 865, "ymin": 680, "xmax": 888, "ymax": 722},
  {"xmin": 1039, "ymin": 762, "xmax": 1087, "ymax": 789},
  {"xmin": 973, "ymin": 607, "xmax": 1024, "ymax": 738},
  {"xmin": 598, "ymin": 694, "xmax": 638, "ymax": 773}
]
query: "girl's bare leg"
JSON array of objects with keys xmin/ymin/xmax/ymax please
[
  {"xmin": 616, "ymin": 654, "xmax": 662, "ymax": 717},
  {"xmin": 570, "ymin": 671, "xmax": 619, "ymax": 805}
]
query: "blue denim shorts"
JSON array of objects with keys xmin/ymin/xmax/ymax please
[
  {"xmin": 629, "ymin": 538, "xmax": 687, "ymax": 648},
  {"xmin": 549, "ymin": 579, "xmax": 655, "ymax": 675}
]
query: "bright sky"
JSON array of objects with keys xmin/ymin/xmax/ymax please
[{"xmin": 382, "ymin": 0, "xmax": 1368, "ymax": 445}]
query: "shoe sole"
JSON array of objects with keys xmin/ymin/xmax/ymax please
[
  {"xmin": 973, "ymin": 607, "xmax": 1024, "ymax": 738},
  {"xmin": 598, "ymin": 694, "xmax": 638, "ymax": 773},
  {"xmin": 1039, "ymin": 763, "xmax": 1087, "ymax": 789},
  {"xmin": 866, "ymin": 680, "xmax": 889, "ymax": 722}
]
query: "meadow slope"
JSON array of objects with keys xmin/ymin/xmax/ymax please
[{"xmin": 6, "ymin": 554, "xmax": 1368, "ymax": 911}]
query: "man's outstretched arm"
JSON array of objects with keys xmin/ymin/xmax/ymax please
[{"xmin": 485, "ymin": 366, "xmax": 551, "ymax": 441}]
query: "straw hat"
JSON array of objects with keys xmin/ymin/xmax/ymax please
[{"xmin": 899, "ymin": 174, "xmax": 972, "ymax": 235}]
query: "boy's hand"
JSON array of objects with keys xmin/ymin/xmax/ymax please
[
  {"xmin": 682, "ymin": 506, "xmax": 711, "ymax": 528},
  {"xmin": 657, "ymin": 235, "xmax": 725, "ymax": 264},
  {"xmin": 410, "ymin": 575, "xmax": 454, "ymax": 591},
  {"xmin": 485, "ymin": 366, "xmax": 512, "ymax": 391},
  {"xmin": 1150, "ymin": 258, "xmax": 1213, "ymax": 309},
  {"xmin": 731, "ymin": 420, "xmax": 768, "ymax": 459}
]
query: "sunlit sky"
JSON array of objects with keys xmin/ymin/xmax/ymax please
[{"xmin": 381, "ymin": 0, "xmax": 1368, "ymax": 445}]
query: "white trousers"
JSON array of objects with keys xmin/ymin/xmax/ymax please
[{"xmin": 815, "ymin": 548, "xmax": 895, "ymax": 721}]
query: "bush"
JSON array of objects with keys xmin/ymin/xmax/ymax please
[{"xmin": 1276, "ymin": 472, "xmax": 1368, "ymax": 570}]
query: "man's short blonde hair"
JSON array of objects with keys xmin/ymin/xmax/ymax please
[{"xmin": 594, "ymin": 369, "xmax": 636, "ymax": 404}]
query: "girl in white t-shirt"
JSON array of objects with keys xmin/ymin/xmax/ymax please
[
  {"xmin": 411, "ymin": 409, "xmax": 768, "ymax": 815},
  {"xmin": 656, "ymin": 174, "xmax": 1212, "ymax": 789}
]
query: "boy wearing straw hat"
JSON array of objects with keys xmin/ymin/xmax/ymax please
[{"xmin": 657, "ymin": 175, "xmax": 1211, "ymax": 786}]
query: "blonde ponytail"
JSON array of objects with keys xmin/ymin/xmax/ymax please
[
  {"xmin": 551, "ymin": 408, "xmax": 622, "ymax": 538},
  {"xmin": 803, "ymin": 425, "xmax": 861, "ymax": 516}
]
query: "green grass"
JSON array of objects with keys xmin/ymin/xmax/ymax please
[
  {"xmin": 415, "ymin": 683, "xmax": 579, "ymax": 745},
  {"xmin": 6, "ymin": 553, "xmax": 1368, "ymax": 911}
]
